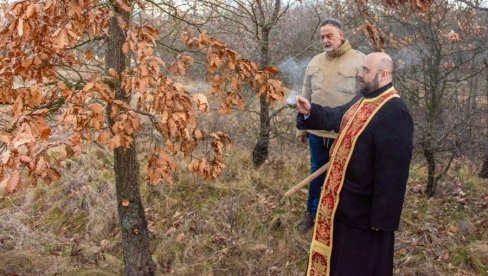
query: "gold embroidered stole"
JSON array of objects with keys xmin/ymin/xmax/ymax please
[{"xmin": 306, "ymin": 87, "xmax": 399, "ymax": 276}]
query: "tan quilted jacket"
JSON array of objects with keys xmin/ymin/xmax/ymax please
[{"xmin": 298, "ymin": 40, "xmax": 365, "ymax": 138}]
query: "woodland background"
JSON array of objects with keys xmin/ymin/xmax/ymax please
[{"xmin": 0, "ymin": 0, "xmax": 487, "ymax": 275}]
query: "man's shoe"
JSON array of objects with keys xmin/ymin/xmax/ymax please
[{"xmin": 297, "ymin": 212, "xmax": 314, "ymax": 233}]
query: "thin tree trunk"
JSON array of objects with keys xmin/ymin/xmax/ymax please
[
  {"xmin": 251, "ymin": 0, "xmax": 283, "ymax": 167},
  {"xmin": 481, "ymin": 59, "xmax": 488, "ymax": 179},
  {"xmin": 252, "ymin": 27, "xmax": 271, "ymax": 167},
  {"xmin": 253, "ymin": 96, "xmax": 270, "ymax": 167},
  {"xmin": 424, "ymin": 148, "xmax": 437, "ymax": 197},
  {"xmin": 480, "ymin": 153, "xmax": 488, "ymax": 179},
  {"xmin": 106, "ymin": 3, "xmax": 155, "ymax": 275},
  {"xmin": 113, "ymin": 146, "xmax": 155, "ymax": 275}
]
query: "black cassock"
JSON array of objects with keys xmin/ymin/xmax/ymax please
[{"xmin": 297, "ymin": 83, "xmax": 414, "ymax": 276}]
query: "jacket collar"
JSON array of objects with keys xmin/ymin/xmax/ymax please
[{"xmin": 325, "ymin": 40, "xmax": 351, "ymax": 58}]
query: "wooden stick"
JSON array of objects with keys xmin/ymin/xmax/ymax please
[{"xmin": 283, "ymin": 162, "xmax": 330, "ymax": 198}]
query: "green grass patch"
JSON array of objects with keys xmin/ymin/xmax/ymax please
[{"xmin": 452, "ymin": 246, "xmax": 488, "ymax": 275}]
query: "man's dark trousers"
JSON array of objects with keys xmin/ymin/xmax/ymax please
[{"xmin": 307, "ymin": 134, "xmax": 333, "ymax": 216}]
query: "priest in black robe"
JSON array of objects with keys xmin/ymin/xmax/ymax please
[{"xmin": 296, "ymin": 52, "xmax": 414, "ymax": 276}]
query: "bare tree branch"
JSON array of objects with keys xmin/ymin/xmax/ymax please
[{"xmin": 457, "ymin": 0, "xmax": 488, "ymax": 11}]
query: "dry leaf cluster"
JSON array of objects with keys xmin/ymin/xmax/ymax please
[{"xmin": 0, "ymin": 0, "xmax": 285, "ymax": 193}]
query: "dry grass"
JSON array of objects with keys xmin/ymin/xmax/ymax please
[
  {"xmin": 396, "ymin": 161, "xmax": 488, "ymax": 276},
  {"xmin": 145, "ymin": 149, "xmax": 311, "ymax": 275},
  {"xmin": 0, "ymin": 131, "xmax": 487, "ymax": 275},
  {"xmin": 0, "ymin": 146, "xmax": 122, "ymax": 275}
]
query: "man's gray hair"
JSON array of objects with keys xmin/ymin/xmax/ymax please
[{"xmin": 320, "ymin": 18, "xmax": 342, "ymax": 30}]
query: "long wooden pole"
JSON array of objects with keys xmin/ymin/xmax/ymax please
[{"xmin": 283, "ymin": 162, "xmax": 330, "ymax": 198}]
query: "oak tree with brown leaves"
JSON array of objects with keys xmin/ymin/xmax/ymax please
[{"xmin": 0, "ymin": 0, "xmax": 284, "ymax": 274}]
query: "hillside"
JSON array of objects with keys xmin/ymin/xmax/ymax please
[{"xmin": 0, "ymin": 143, "xmax": 487, "ymax": 275}]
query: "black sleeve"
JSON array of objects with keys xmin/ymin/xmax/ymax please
[
  {"xmin": 370, "ymin": 99, "xmax": 414, "ymax": 231},
  {"xmin": 296, "ymin": 95, "xmax": 361, "ymax": 132}
]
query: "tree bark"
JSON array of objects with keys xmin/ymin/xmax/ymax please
[
  {"xmin": 106, "ymin": 3, "xmax": 156, "ymax": 275},
  {"xmin": 252, "ymin": 27, "xmax": 271, "ymax": 167},
  {"xmin": 113, "ymin": 146, "xmax": 155, "ymax": 275},
  {"xmin": 252, "ymin": 95, "xmax": 270, "ymax": 167},
  {"xmin": 480, "ymin": 153, "xmax": 488, "ymax": 179},
  {"xmin": 481, "ymin": 59, "xmax": 488, "ymax": 179},
  {"xmin": 424, "ymin": 147, "xmax": 437, "ymax": 197}
]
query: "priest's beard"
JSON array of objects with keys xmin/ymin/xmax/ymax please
[{"xmin": 360, "ymin": 73, "xmax": 381, "ymax": 96}]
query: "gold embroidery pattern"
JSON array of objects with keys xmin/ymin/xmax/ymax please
[{"xmin": 307, "ymin": 88, "xmax": 399, "ymax": 276}]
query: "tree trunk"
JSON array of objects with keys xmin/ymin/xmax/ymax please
[
  {"xmin": 106, "ymin": 3, "xmax": 156, "ymax": 275},
  {"xmin": 480, "ymin": 153, "xmax": 488, "ymax": 179},
  {"xmin": 481, "ymin": 59, "xmax": 488, "ymax": 179},
  {"xmin": 252, "ymin": 27, "xmax": 271, "ymax": 167},
  {"xmin": 113, "ymin": 146, "xmax": 155, "ymax": 275},
  {"xmin": 424, "ymin": 148, "xmax": 437, "ymax": 197},
  {"xmin": 252, "ymin": 96, "xmax": 270, "ymax": 167}
]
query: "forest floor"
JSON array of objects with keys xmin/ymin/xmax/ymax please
[{"xmin": 0, "ymin": 144, "xmax": 487, "ymax": 275}]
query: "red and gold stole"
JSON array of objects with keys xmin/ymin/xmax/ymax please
[{"xmin": 306, "ymin": 87, "xmax": 399, "ymax": 276}]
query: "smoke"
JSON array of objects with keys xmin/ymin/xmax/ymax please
[
  {"xmin": 277, "ymin": 57, "xmax": 311, "ymax": 105},
  {"xmin": 392, "ymin": 47, "xmax": 421, "ymax": 71},
  {"xmin": 277, "ymin": 57, "xmax": 311, "ymax": 90},
  {"xmin": 184, "ymin": 80, "xmax": 210, "ymax": 94},
  {"xmin": 285, "ymin": 90, "xmax": 300, "ymax": 106},
  {"xmin": 181, "ymin": 57, "xmax": 311, "ymax": 106}
]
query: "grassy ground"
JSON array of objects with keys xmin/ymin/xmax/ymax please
[{"xmin": 0, "ymin": 144, "xmax": 487, "ymax": 275}]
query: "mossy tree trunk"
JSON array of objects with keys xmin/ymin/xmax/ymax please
[{"xmin": 106, "ymin": 2, "xmax": 156, "ymax": 275}]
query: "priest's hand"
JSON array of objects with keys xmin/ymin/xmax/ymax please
[{"xmin": 296, "ymin": 96, "xmax": 311, "ymax": 116}]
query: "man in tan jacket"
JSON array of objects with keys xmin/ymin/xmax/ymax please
[{"xmin": 297, "ymin": 18, "xmax": 364, "ymax": 233}]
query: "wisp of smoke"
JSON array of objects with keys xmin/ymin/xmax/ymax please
[
  {"xmin": 277, "ymin": 57, "xmax": 311, "ymax": 90},
  {"xmin": 285, "ymin": 89, "xmax": 300, "ymax": 107}
]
